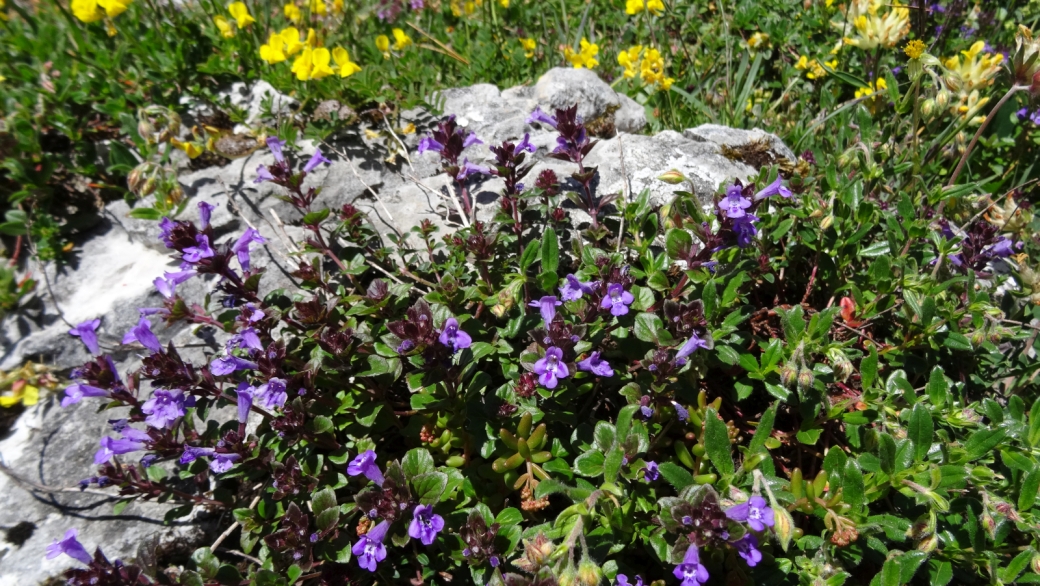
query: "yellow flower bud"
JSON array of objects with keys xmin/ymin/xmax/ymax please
[{"xmin": 658, "ymin": 169, "xmax": 687, "ymax": 184}]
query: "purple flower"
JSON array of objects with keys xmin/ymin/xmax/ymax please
[
  {"xmin": 438, "ymin": 318, "xmax": 472, "ymax": 353},
  {"xmin": 198, "ymin": 201, "xmax": 215, "ymax": 229},
  {"xmin": 673, "ymin": 402, "xmax": 689, "ymax": 422},
  {"xmin": 159, "ymin": 217, "xmax": 177, "ymax": 248},
  {"xmin": 236, "ymin": 383, "xmax": 255, "ymax": 423},
  {"xmin": 179, "ymin": 445, "xmax": 215, "ymax": 465},
  {"xmin": 267, "ymin": 136, "xmax": 287, "ymax": 163},
  {"xmin": 720, "ymin": 185, "xmax": 752, "ymax": 218},
  {"xmin": 417, "ymin": 136, "xmax": 445, "ymax": 154},
  {"xmin": 232, "ymin": 228, "xmax": 266, "ymax": 271},
  {"xmin": 352, "ymin": 520, "xmax": 389, "ymax": 572},
  {"xmin": 348, "ymin": 450, "xmax": 385, "ymax": 486},
  {"xmin": 462, "ymin": 132, "xmax": 483, "ymax": 148},
  {"xmin": 559, "ymin": 274, "xmax": 597, "ymax": 301},
  {"xmin": 256, "ymin": 378, "xmax": 288, "ymax": 409},
  {"xmin": 526, "ymin": 106, "xmax": 558, "ymax": 129},
  {"xmin": 122, "ymin": 316, "xmax": 162, "ymax": 353},
  {"xmin": 1030, "ymin": 110, "xmax": 1040, "ymax": 126},
  {"xmin": 396, "ymin": 339, "xmax": 415, "ymax": 354},
  {"xmin": 533, "ymin": 346, "xmax": 569, "ymax": 389},
  {"xmin": 210, "ymin": 452, "xmax": 241, "ymax": 474},
  {"xmin": 985, "ymin": 237, "xmax": 1016, "ymax": 258},
  {"xmin": 211, "ymin": 355, "xmax": 259, "ymax": 376},
  {"xmin": 640, "ymin": 405, "xmax": 654, "ymax": 419},
  {"xmin": 726, "ymin": 495, "xmax": 775, "ymax": 531},
  {"xmin": 529, "ymin": 295, "xmax": 562, "ymax": 325},
  {"xmin": 182, "ymin": 234, "xmax": 215, "ymax": 263},
  {"xmin": 643, "ymin": 461, "xmax": 660, "ymax": 481},
  {"xmin": 303, "ymin": 148, "xmax": 332, "ymax": 173},
  {"xmin": 600, "ymin": 283, "xmax": 634, "ymax": 316},
  {"xmin": 68, "ymin": 319, "xmax": 101, "ymax": 355},
  {"xmin": 154, "ymin": 270, "xmax": 195, "ymax": 298},
  {"xmin": 513, "ymin": 133, "xmax": 536, "ymax": 155},
  {"xmin": 141, "ymin": 389, "xmax": 186, "ymax": 429},
  {"xmin": 675, "ymin": 333, "xmax": 709, "ymax": 366},
  {"xmin": 753, "ymin": 176, "xmax": 793, "ymax": 200},
  {"xmin": 456, "ymin": 158, "xmax": 491, "ymax": 181},
  {"xmin": 577, "ymin": 351, "xmax": 614, "ymax": 377},
  {"xmin": 407, "ymin": 504, "xmax": 445, "ymax": 545},
  {"xmin": 46, "ymin": 528, "xmax": 93, "ymax": 566},
  {"xmin": 62, "ymin": 383, "xmax": 109, "ymax": 407},
  {"xmin": 254, "ymin": 165, "xmax": 276, "ymax": 184},
  {"xmin": 735, "ymin": 533, "xmax": 763, "ymax": 567},
  {"xmin": 617, "ymin": 575, "xmax": 644, "ymax": 586},
  {"xmin": 93, "ymin": 429, "xmax": 149, "ymax": 464},
  {"xmin": 673, "ymin": 544, "xmax": 709, "ymax": 586},
  {"xmin": 410, "ymin": 0, "xmax": 423, "ymax": 9},
  {"xmin": 242, "ymin": 304, "xmax": 265, "ymax": 323},
  {"xmin": 732, "ymin": 214, "xmax": 760, "ymax": 248},
  {"xmin": 227, "ymin": 328, "xmax": 263, "ymax": 353},
  {"xmin": 1018, "ymin": 107, "xmax": 1030, "ymax": 122}
]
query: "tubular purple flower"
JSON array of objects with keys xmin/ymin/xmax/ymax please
[
  {"xmin": 93, "ymin": 433, "xmax": 148, "ymax": 464},
  {"xmin": 254, "ymin": 164, "xmax": 276, "ymax": 184},
  {"xmin": 211, "ymin": 355, "xmax": 259, "ymax": 376},
  {"xmin": 526, "ymin": 106, "xmax": 558, "ymax": 128},
  {"xmin": 985, "ymin": 237, "xmax": 1016, "ymax": 258},
  {"xmin": 559, "ymin": 274, "xmax": 597, "ymax": 301},
  {"xmin": 158, "ymin": 217, "xmax": 177, "ymax": 248},
  {"xmin": 232, "ymin": 228, "xmax": 267, "ymax": 271},
  {"xmin": 720, "ymin": 185, "xmax": 752, "ymax": 219},
  {"xmin": 456, "ymin": 159, "xmax": 491, "ymax": 181},
  {"xmin": 675, "ymin": 333, "xmax": 709, "ymax": 365},
  {"xmin": 725, "ymin": 495, "xmax": 775, "ymax": 531},
  {"xmin": 303, "ymin": 148, "xmax": 332, "ymax": 173},
  {"xmin": 236, "ymin": 383, "xmax": 255, "ymax": 423},
  {"xmin": 732, "ymin": 214, "xmax": 760, "ymax": 248},
  {"xmin": 408, "ymin": 504, "xmax": 445, "ymax": 545},
  {"xmin": 533, "ymin": 346, "xmax": 569, "ymax": 389},
  {"xmin": 266, "ymin": 136, "xmax": 287, "ymax": 163},
  {"xmin": 227, "ymin": 328, "xmax": 263, "ymax": 353},
  {"xmin": 600, "ymin": 283, "xmax": 634, "ymax": 316},
  {"xmin": 438, "ymin": 318, "xmax": 472, "ymax": 353},
  {"xmin": 62, "ymin": 383, "xmax": 109, "ymax": 407},
  {"xmin": 46, "ymin": 528, "xmax": 93, "ymax": 566},
  {"xmin": 242, "ymin": 303, "xmax": 265, "ymax": 323},
  {"xmin": 753, "ymin": 176, "xmax": 793, "ymax": 200},
  {"xmin": 417, "ymin": 136, "xmax": 445, "ymax": 154},
  {"xmin": 673, "ymin": 544, "xmax": 709, "ymax": 586},
  {"xmin": 141, "ymin": 389, "xmax": 186, "ymax": 429},
  {"xmin": 513, "ymin": 133, "xmax": 536, "ymax": 155},
  {"xmin": 179, "ymin": 445, "xmax": 215, "ymax": 465},
  {"xmin": 68, "ymin": 319, "xmax": 101, "ymax": 355},
  {"xmin": 182, "ymin": 234, "xmax": 215, "ymax": 263},
  {"xmin": 256, "ymin": 378, "xmax": 288, "ymax": 409},
  {"xmin": 643, "ymin": 461, "xmax": 660, "ymax": 481},
  {"xmin": 735, "ymin": 533, "xmax": 763, "ymax": 567},
  {"xmin": 347, "ymin": 450, "xmax": 385, "ymax": 486},
  {"xmin": 154, "ymin": 270, "xmax": 195, "ymax": 299},
  {"xmin": 352, "ymin": 520, "xmax": 389, "ymax": 572},
  {"xmin": 210, "ymin": 453, "xmax": 241, "ymax": 474},
  {"xmin": 617, "ymin": 575, "xmax": 644, "ymax": 586},
  {"xmin": 122, "ymin": 316, "xmax": 162, "ymax": 353},
  {"xmin": 577, "ymin": 351, "xmax": 614, "ymax": 377},
  {"xmin": 529, "ymin": 296, "xmax": 562, "ymax": 325},
  {"xmin": 198, "ymin": 201, "xmax": 215, "ymax": 229},
  {"xmin": 462, "ymin": 132, "xmax": 483, "ymax": 148}
]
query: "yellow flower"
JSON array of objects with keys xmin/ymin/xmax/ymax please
[
  {"xmin": 640, "ymin": 47, "xmax": 673, "ymax": 89},
  {"xmin": 836, "ymin": 0, "xmax": 908, "ymax": 50},
  {"xmin": 464, "ymin": 0, "xmax": 476, "ymax": 13},
  {"xmin": 331, "ymin": 0, "xmax": 342, "ymax": 11},
  {"xmin": 499, "ymin": 0, "xmax": 508, "ymax": 6},
  {"xmin": 400, "ymin": 122, "xmax": 416, "ymax": 134},
  {"xmin": 284, "ymin": 3, "xmax": 301, "ymax": 22},
  {"xmin": 450, "ymin": 0, "xmax": 461, "ymax": 15},
  {"xmin": 332, "ymin": 46, "xmax": 362, "ymax": 78},
  {"xmin": 71, "ymin": 0, "xmax": 105, "ymax": 22},
  {"xmin": 748, "ymin": 32, "xmax": 769, "ymax": 50},
  {"xmin": 0, "ymin": 383, "xmax": 38, "ymax": 408},
  {"xmin": 0, "ymin": 74, "xmax": 5, "ymax": 83},
  {"xmin": 854, "ymin": 78, "xmax": 886, "ymax": 99},
  {"xmin": 795, "ymin": 55, "xmax": 829, "ymax": 79},
  {"xmin": 213, "ymin": 16, "xmax": 235, "ymax": 38},
  {"xmin": 97, "ymin": 0, "xmax": 131, "ymax": 18},
  {"xmin": 392, "ymin": 28, "xmax": 413, "ymax": 51},
  {"xmin": 618, "ymin": 45, "xmax": 643, "ymax": 78},
  {"xmin": 228, "ymin": 1, "xmax": 255, "ymax": 28},
  {"xmin": 0, "ymin": 0, "xmax": 7, "ymax": 21},
  {"xmin": 625, "ymin": 0, "xmax": 664, "ymax": 16},
  {"xmin": 943, "ymin": 40, "xmax": 1003, "ymax": 95},
  {"xmin": 172, "ymin": 138, "xmax": 204, "ymax": 159},
  {"xmin": 280, "ymin": 27, "xmax": 304, "ymax": 55},
  {"xmin": 260, "ymin": 32, "xmax": 288, "ymax": 63},
  {"xmin": 376, "ymin": 34, "xmax": 390, "ymax": 53},
  {"xmin": 563, "ymin": 38, "xmax": 599, "ymax": 69},
  {"xmin": 904, "ymin": 39, "xmax": 926, "ymax": 60},
  {"xmin": 309, "ymin": 0, "xmax": 325, "ymax": 14},
  {"xmin": 292, "ymin": 46, "xmax": 334, "ymax": 80},
  {"xmin": 520, "ymin": 37, "xmax": 536, "ymax": 59},
  {"xmin": 305, "ymin": 27, "xmax": 318, "ymax": 47}
]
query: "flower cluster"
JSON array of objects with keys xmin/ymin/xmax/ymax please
[
  {"xmin": 563, "ymin": 38, "xmax": 600, "ymax": 69},
  {"xmin": 259, "ymin": 26, "xmax": 362, "ymax": 80},
  {"xmin": 618, "ymin": 45, "xmax": 675, "ymax": 90}
]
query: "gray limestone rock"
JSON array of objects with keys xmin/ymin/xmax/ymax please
[
  {"xmin": 684, "ymin": 124, "xmax": 796, "ymax": 161},
  {"xmin": 533, "ymin": 68, "xmax": 647, "ymax": 133}
]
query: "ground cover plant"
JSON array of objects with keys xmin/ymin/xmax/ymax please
[{"xmin": 3, "ymin": 0, "xmax": 1040, "ymax": 585}]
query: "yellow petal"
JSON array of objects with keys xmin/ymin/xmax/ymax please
[
  {"xmin": 71, "ymin": 0, "xmax": 105, "ymax": 23},
  {"xmin": 0, "ymin": 394, "xmax": 19, "ymax": 408},
  {"xmin": 376, "ymin": 35, "xmax": 389, "ymax": 53},
  {"xmin": 228, "ymin": 2, "xmax": 255, "ymax": 27},
  {"xmin": 310, "ymin": 47, "xmax": 334, "ymax": 79},
  {"xmin": 21, "ymin": 385, "xmax": 39, "ymax": 406}
]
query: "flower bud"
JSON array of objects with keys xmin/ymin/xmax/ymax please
[
  {"xmin": 780, "ymin": 363, "xmax": 798, "ymax": 389},
  {"xmin": 576, "ymin": 557, "xmax": 602, "ymax": 586},
  {"xmin": 935, "ymin": 89, "xmax": 951, "ymax": 111},
  {"xmin": 820, "ymin": 215, "xmax": 834, "ymax": 231},
  {"xmin": 772, "ymin": 504, "xmax": 795, "ymax": 552},
  {"xmin": 1031, "ymin": 552, "xmax": 1040, "ymax": 575},
  {"xmin": 1013, "ymin": 25, "xmax": 1040, "ymax": 93},
  {"xmin": 917, "ymin": 534, "xmax": 939, "ymax": 553},
  {"xmin": 658, "ymin": 169, "xmax": 687, "ymax": 185},
  {"xmin": 826, "ymin": 348, "xmax": 854, "ymax": 382},
  {"xmin": 920, "ymin": 98, "xmax": 936, "ymax": 118},
  {"xmin": 797, "ymin": 368, "xmax": 815, "ymax": 391},
  {"xmin": 127, "ymin": 162, "xmax": 161, "ymax": 197}
]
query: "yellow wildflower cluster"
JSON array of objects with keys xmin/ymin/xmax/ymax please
[
  {"xmin": 942, "ymin": 41, "xmax": 1003, "ymax": 123},
  {"xmin": 450, "ymin": 0, "xmax": 479, "ymax": 16},
  {"xmin": 376, "ymin": 29, "xmax": 412, "ymax": 54},
  {"xmin": 625, "ymin": 0, "xmax": 664, "ymax": 16},
  {"xmin": 904, "ymin": 39, "xmax": 926, "ymax": 60},
  {"xmin": 0, "ymin": 363, "xmax": 59, "ymax": 408},
  {"xmin": 259, "ymin": 27, "xmax": 361, "ymax": 80},
  {"xmin": 284, "ymin": 3, "xmax": 301, "ymax": 22},
  {"xmin": 519, "ymin": 37, "xmax": 537, "ymax": 59},
  {"xmin": 618, "ymin": 45, "xmax": 673, "ymax": 90},
  {"xmin": 854, "ymin": 77, "xmax": 887, "ymax": 99},
  {"xmin": 795, "ymin": 55, "xmax": 836, "ymax": 79},
  {"xmin": 837, "ymin": 0, "xmax": 909, "ymax": 50},
  {"xmin": 748, "ymin": 32, "xmax": 770, "ymax": 51},
  {"xmin": 71, "ymin": 0, "xmax": 131, "ymax": 24},
  {"xmin": 564, "ymin": 38, "xmax": 599, "ymax": 69}
]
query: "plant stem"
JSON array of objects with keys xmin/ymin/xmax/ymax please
[{"xmin": 945, "ymin": 85, "xmax": 1024, "ymax": 189}]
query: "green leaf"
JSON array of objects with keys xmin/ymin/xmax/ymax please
[
  {"xmin": 877, "ymin": 559, "xmax": 901, "ymax": 586},
  {"xmin": 191, "ymin": 547, "xmax": 219, "ymax": 579},
  {"xmin": 520, "ymin": 239, "xmax": 540, "ymax": 270},
  {"xmin": 658, "ymin": 462, "xmax": 694, "ymax": 490},
  {"xmin": 1019, "ymin": 465, "xmax": 1040, "ymax": 511},
  {"xmin": 943, "ymin": 331, "xmax": 973, "ymax": 352},
  {"xmin": 844, "ymin": 460, "xmax": 865, "ymax": 510},
  {"xmin": 633, "ymin": 312, "xmax": 664, "ymax": 343},
  {"xmin": 573, "ymin": 450, "xmax": 605, "ymax": 477},
  {"xmin": 908, "ymin": 404, "xmax": 933, "ymax": 462},
  {"xmin": 594, "ymin": 422, "xmax": 616, "ymax": 453},
  {"xmin": 665, "ymin": 228, "xmax": 694, "ymax": 259},
  {"xmin": 702, "ymin": 281, "xmax": 717, "ymax": 320},
  {"xmin": 1000, "ymin": 550, "xmax": 1035, "ymax": 584},
  {"xmin": 964, "ymin": 428, "xmax": 1007, "ymax": 462},
  {"xmin": 926, "ymin": 367, "xmax": 948, "ymax": 408},
  {"xmin": 541, "ymin": 227, "xmax": 559, "ymax": 275},
  {"xmin": 749, "ymin": 403, "xmax": 777, "ymax": 454},
  {"xmin": 311, "ymin": 487, "xmax": 337, "ymax": 515},
  {"xmin": 878, "ymin": 433, "xmax": 896, "ymax": 475},
  {"xmin": 495, "ymin": 507, "xmax": 524, "ymax": 527},
  {"xmin": 412, "ymin": 471, "xmax": 448, "ymax": 505},
  {"xmin": 603, "ymin": 447, "xmax": 625, "ymax": 484},
  {"xmin": 860, "ymin": 345, "xmax": 878, "ymax": 390},
  {"xmin": 615, "ymin": 405, "xmax": 638, "ymax": 444},
  {"xmin": 1029, "ymin": 400, "xmax": 1040, "ymax": 447},
  {"xmin": 402, "ymin": 448, "xmax": 436, "ymax": 479},
  {"xmin": 703, "ymin": 408, "xmax": 734, "ymax": 476},
  {"xmin": 128, "ymin": 207, "xmax": 163, "ymax": 220},
  {"xmin": 930, "ymin": 561, "xmax": 953, "ymax": 586},
  {"xmin": 302, "ymin": 209, "xmax": 331, "ymax": 225}
]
